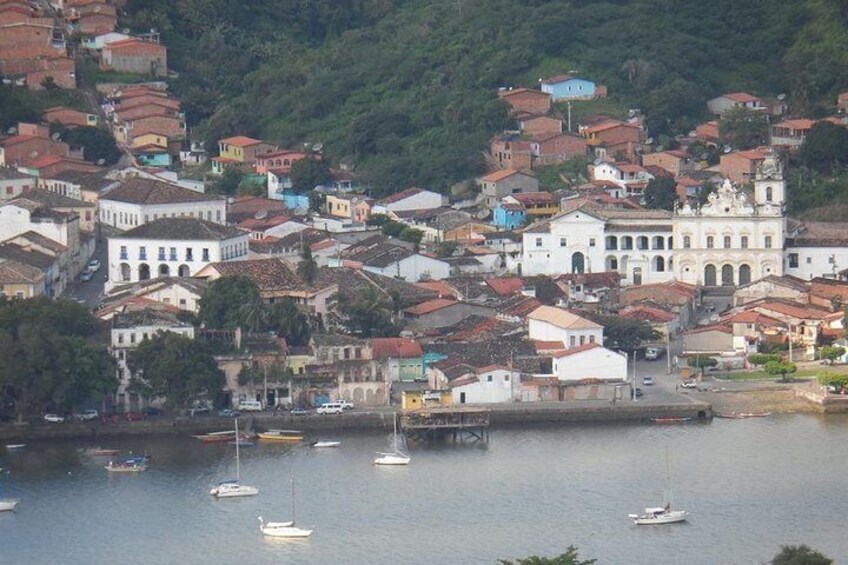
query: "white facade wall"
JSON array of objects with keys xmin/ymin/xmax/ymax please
[
  {"xmin": 785, "ymin": 246, "xmax": 848, "ymax": 280},
  {"xmin": 528, "ymin": 318, "xmax": 604, "ymax": 347},
  {"xmin": 552, "ymin": 347, "xmax": 627, "ymax": 382},
  {"xmin": 0, "ymin": 204, "xmax": 71, "ymax": 246},
  {"xmin": 111, "ymin": 324, "xmax": 194, "ymax": 402},
  {"xmin": 141, "ymin": 285, "xmax": 204, "ymax": 312},
  {"xmin": 0, "ymin": 176, "xmax": 36, "ymax": 201},
  {"xmin": 365, "ymin": 254, "xmax": 451, "ymax": 281},
  {"xmin": 99, "ymin": 198, "xmax": 227, "ymax": 231},
  {"xmin": 107, "ymin": 233, "xmax": 249, "ymax": 289},
  {"xmin": 523, "ymin": 210, "xmax": 606, "ymax": 276},
  {"xmin": 452, "ymin": 369, "xmax": 519, "ymax": 404},
  {"xmin": 384, "ymin": 190, "xmax": 443, "ymax": 212}
]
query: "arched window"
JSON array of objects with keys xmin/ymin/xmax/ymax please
[
  {"xmin": 120, "ymin": 263, "xmax": 131, "ymax": 281},
  {"xmin": 721, "ymin": 264, "xmax": 734, "ymax": 286},
  {"xmin": 138, "ymin": 264, "xmax": 150, "ymax": 281},
  {"xmin": 704, "ymin": 264, "xmax": 717, "ymax": 286},
  {"xmin": 683, "ymin": 235, "xmax": 691, "ymax": 249},
  {"xmin": 654, "ymin": 256, "xmax": 665, "ymax": 272},
  {"xmin": 606, "ymin": 256, "xmax": 618, "ymax": 271},
  {"xmin": 652, "ymin": 236, "xmax": 664, "ymax": 250},
  {"xmin": 637, "ymin": 236, "xmax": 649, "ymax": 250},
  {"xmin": 622, "ymin": 236, "xmax": 633, "ymax": 250},
  {"xmin": 706, "ymin": 236, "xmax": 714, "ymax": 249},
  {"xmin": 158, "ymin": 264, "xmax": 170, "ymax": 277},
  {"xmin": 740, "ymin": 235, "xmax": 749, "ymax": 249},
  {"xmin": 571, "ymin": 252, "xmax": 585, "ymax": 274},
  {"xmin": 739, "ymin": 264, "xmax": 751, "ymax": 285},
  {"xmin": 606, "ymin": 236, "xmax": 618, "ymax": 250},
  {"xmin": 723, "ymin": 235, "xmax": 731, "ymax": 249}
]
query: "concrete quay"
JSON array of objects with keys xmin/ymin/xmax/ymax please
[{"xmin": 0, "ymin": 399, "xmax": 712, "ymax": 441}]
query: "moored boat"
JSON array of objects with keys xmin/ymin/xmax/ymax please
[
  {"xmin": 210, "ymin": 420, "xmax": 259, "ymax": 498},
  {"xmin": 630, "ymin": 448, "xmax": 687, "ymax": 526},
  {"xmin": 193, "ymin": 430, "xmax": 252, "ymax": 443},
  {"xmin": 310, "ymin": 440, "xmax": 340, "ymax": 448},
  {"xmin": 105, "ymin": 455, "xmax": 149, "ymax": 473},
  {"xmin": 374, "ymin": 413, "xmax": 410, "ymax": 466},
  {"xmin": 258, "ymin": 477, "xmax": 312, "ymax": 538},
  {"xmin": 5, "ymin": 444, "xmax": 25, "ymax": 450},
  {"xmin": 257, "ymin": 430, "xmax": 304, "ymax": 442},
  {"xmin": 652, "ymin": 417, "xmax": 692, "ymax": 424},
  {"xmin": 0, "ymin": 498, "xmax": 19, "ymax": 512}
]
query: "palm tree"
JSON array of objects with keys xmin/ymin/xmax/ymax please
[{"xmin": 239, "ymin": 296, "xmax": 269, "ymax": 333}]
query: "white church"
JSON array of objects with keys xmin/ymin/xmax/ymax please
[{"xmin": 522, "ymin": 148, "xmax": 848, "ymax": 285}]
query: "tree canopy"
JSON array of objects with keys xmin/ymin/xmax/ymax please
[
  {"xmin": 770, "ymin": 544, "xmax": 833, "ymax": 565},
  {"xmin": 594, "ymin": 316, "xmax": 660, "ymax": 353},
  {"xmin": 0, "ymin": 298, "xmax": 116, "ymax": 420},
  {"xmin": 199, "ymin": 275, "xmax": 263, "ymax": 329},
  {"xmin": 764, "ymin": 360, "xmax": 798, "ymax": 381},
  {"xmin": 127, "ymin": 332, "xmax": 225, "ymax": 411},
  {"xmin": 718, "ymin": 106, "xmax": 770, "ymax": 150},
  {"xmin": 337, "ymin": 285, "xmax": 399, "ymax": 338},
  {"xmin": 499, "ymin": 547, "xmax": 596, "ymax": 565},
  {"xmin": 799, "ymin": 122, "xmax": 848, "ymax": 174},
  {"xmin": 643, "ymin": 177, "xmax": 678, "ymax": 211}
]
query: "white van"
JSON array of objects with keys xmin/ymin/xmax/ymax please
[
  {"xmin": 317, "ymin": 402, "xmax": 344, "ymax": 414},
  {"xmin": 238, "ymin": 399, "xmax": 263, "ymax": 412}
]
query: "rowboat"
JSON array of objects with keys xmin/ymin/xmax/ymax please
[
  {"xmin": 105, "ymin": 455, "xmax": 149, "ymax": 473},
  {"xmin": 257, "ymin": 430, "xmax": 304, "ymax": 442},
  {"xmin": 193, "ymin": 430, "xmax": 251, "ymax": 443},
  {"xmin": 651, "ymin": 417, "xmax": 692, "ymax": 424}
]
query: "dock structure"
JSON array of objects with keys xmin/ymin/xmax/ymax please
[{"xmin": 401, "ymin": 407, "xmax": 490, "ymax": 443}]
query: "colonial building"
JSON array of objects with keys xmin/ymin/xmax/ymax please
[
  {"xmin": 99, "ymin": 178, "xmax": 226, "ymax": 230},
  {"xmin": 673, "ymin": 149, "xmax": 785, "ymax": 287},
  {"xmin": 107, "ymin": 218, "xmax": 249, "ymax": 289}
]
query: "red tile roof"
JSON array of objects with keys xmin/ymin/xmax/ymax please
[
  {"xmin": 548, "ymin": 342, "xmax": 602, "ymax": 358},
  {"xmin": 498, "ymin": 87, "xmax": 549, "ymax": 99},
  {"xmin": 370, "ymin": 337, "xmax": 423, "ymax": 359},
  {"xmin": 404, "ymin": 298, "xmax": 456, "ymax": 316},
  {"xmin": 219, "ymin": 135, "xmax": 264, "ymax": 147},
  {"xmin": 482, "ymin": 168, "xmax": 533, "ymax": 183},
  {"xmin": 533, "ymin": 340, "xmax": 565, "ymax": 352},
  {"xmin": 484, "ymin": 276, "xmax": 524, "ymax": 296},
  {"xmin": 511, "ymin": 191, "xmax": 554, "ymax": 206},
  {"xmin": 416, "ymin": 280, "xmax": 456, "ymax": 298},
  {"xmin": 774, "ymin": 119, "xmax": 816, "ymax": 130},
  {"xmin": 723, "ymin": 92, "xmax": 761, "ymax": 103},
  {"xmin": 540, "ymin": 74, "xmax": 574, "ymax": 85},
  {"xmin": 379, "ymin": 187, "xmax": 424, "ymax": 204}
]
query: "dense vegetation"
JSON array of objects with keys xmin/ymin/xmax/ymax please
[{"xmin": 120, "ymin": 0, "xmax": 848, "ymax": 195}]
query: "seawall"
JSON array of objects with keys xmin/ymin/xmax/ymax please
[{"xmin": 0, "ymin": 401, "xmax": 712, "ymax": 441}]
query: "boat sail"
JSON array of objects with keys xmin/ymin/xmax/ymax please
[
  {"xmin": 258, "ymin": 477, "xmax": 312, "ymax": 538},
  {"xmin": 629, "ymin": 448, "xmax": 688, "ymax": 525},
  {"xmin": 373, "ymin": 412, "xmax": 410, "ymax": 466},
  {"xmin": 210, "ymin": 419, "xmax": 259, "ymax": 498}
]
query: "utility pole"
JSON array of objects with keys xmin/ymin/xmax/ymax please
[
  {"xmin": 787, "ymin": 323, "xmax": 793, "ymax": 363},
  {"xmin": 567, "ymin": 101, "xmax": 572, "ymax": 132}
]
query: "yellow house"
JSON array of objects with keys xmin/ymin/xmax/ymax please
[
  {"xmin": 131, "ymin": 133, "xmax": 169, "ymax": 150},
  {"xmin": 502, "ymin": 192, "xmax": 559, "ymax": 218},
  {"xmin": 326, "ymin": 193, "xmax": 372, "ymax": 222},
  {"xmin": 0, "ymin": 258, "xmax": 46, "ymax": 298},
  {"xmin": 287, "ymin": 348, "xmax": 313, "ymax": 377},
  {"xmin": 212, "ymin": 135, "xmax": 276, "ymax": 175},
  {"xmin": 401, "ymin": 390, "xmax": 452, "ymax": 411}
]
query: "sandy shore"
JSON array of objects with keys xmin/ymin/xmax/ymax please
[{"xmin": 691, "ymin": 382, "xmax": 817, "ymax": 414}]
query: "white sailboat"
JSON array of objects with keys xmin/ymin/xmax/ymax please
[
  {"xmin": 629, "ymin": 448, "xmax": 688, "ymax": 525},
  {"xmin": 258, "ymin": 477, "xmax": 312, "ymax": 538},
  {"xmin": 210, "ymin": 419, "xmax": 259, "ymax": 498},
  {"xmin": 0, "ymin": 473, "xmax": 19, "ymax": 512},
  {"xmin": 373, "ymin": 412, "xmax": 410, "ymax": 466}
]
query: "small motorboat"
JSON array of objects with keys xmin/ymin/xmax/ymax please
[
  {"xmin": 629, "ymin": 504, "xmax": 688, "ymax": 525},
  {"xmin": 0, "ymin": 498, "xmax": 19, "ymax": 512},
  {"xmin": 84, "ymin": 448, "xmax": 120, "ymax": 456},
  {"xmin": 738, "ymin": 412, "xmax": 771, "ymax": 418},
  {"xmin": 5, "ymin": 444, "xmax": 25, "ymax": 450},
  {"xmin": 257, "ymin": 430, "xmax": 304, "ymax": 442},
  {"xmin": 310, "ymin": 440, "xmax": 340, "ymax": 448},
  {"xmin": 105, "ymin": 455, "xmax": 149, "ymax": 473},
  {"xmin": 373, "ymin": 452, "xmax": 411, "ymax": 466},
  {"xmin": 193, "ymin": 430, "xmax": 250, "ymax": 444}
]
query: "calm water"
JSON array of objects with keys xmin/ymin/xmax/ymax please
[{"xmin": 1, "ymin": 415, "xmax": 847, "ymax": 565}]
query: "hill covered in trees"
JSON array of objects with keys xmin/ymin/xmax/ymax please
[{"xmin": 121, "ymin": 0, "xmax": 848, "ymax": 195}]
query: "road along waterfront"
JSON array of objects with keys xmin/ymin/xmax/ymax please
[{"xmin": 1, "ymin": 413, "xmax": 847, "ymax": 564}]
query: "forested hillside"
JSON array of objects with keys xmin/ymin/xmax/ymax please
[{"xmin": 121, "ymin": 0, "xmax": 848, "ymax": 195}]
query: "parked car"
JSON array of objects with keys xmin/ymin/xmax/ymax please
[
  {"xmin": 644, "ymin": 347, "xmax": 663, "ymax": 361},
  {"xmin": 634, "ymin": 388, "xmax": 644, "ymax": 398},
  {"xmin": 317, "ymin": 402, "xmax": 344, "ymax": 414},
  {"xmin": 75, "ymin": 409, "xmax": 99, "ymax": 421},
  {"xmin": 79, "ymin": 270, "xmax": 94, "ymax": 282},
  {"xmin": 43, "ymin": 413, "xmax": 65, "ymax": 423},
  {"xmin": 87, "ymin": 259, "xmax": 100, "ymax": 272},
  {"xmin": 218, "ymin": 409, "xmax": 240, "ymax": 418},
  {"xmin": 337, "ymin": 400, "xmax": 354, "ymax": 410},
  {"xmin": 681, "ymin": 380, "xmax": 697, "ymax": 389},
  {"xmin": 290, "ymin": 407, "xmax": 310, "ymax": 416},
  {"xmin": 101, "ymin": 413, "xmax": 120, "ymax": 423},
  {"xmin": 642, "ymin": 376, "xmax": 654, "ymax": 386},
  {"xmin": 141, "ymin": 406, "xmax": 163, "ymax": 417},
  {"xmin": 238, "ymin": 399, "xmax": 264, "ymax": 412},
  {"xmin": 125, "ymin": 411, "xmax": 145, "ymax": 421}
]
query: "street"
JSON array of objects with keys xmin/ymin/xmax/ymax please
[{"xmin": 65, "ymin": 235, "xmax": 108, "ymax": 310}]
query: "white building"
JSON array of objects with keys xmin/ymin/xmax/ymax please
[
  {"xmin": 329, "ymin": 238, "xmax": 451, "ymax": 281},
  {"xmin": 673, "ymin": 149, "xmax": 785, "ymax": 287},
  {"xmin": 527, "ymin": 305, "xmax": 604, "ymax": 348},
  {"xmin": 449, "ymin": 365, "xmax": 521, "ymax": 405},
  {"xmin": 785, "ymin": 222, "xmax": 848, "ymax": 280},
  {"xmin": 99, "ymin": 177, "xmax": 226, "ymax": 231},
  {"xmin": 550, "ymin": 343, "xmax": 627, "ymax": 383},
  {"xmin": 107, "ymin": 217, "xmax": 249, "ymax": 290},
  {"xmin": 592, "ymin": 162, "xmax": 653, "ymax": 197},
  {"xmin": 0, "ymin": 167, "xmax": 36, "ymax": 200},
  {"xmin": 111, "ymin": 308, "xmax": 195, "ymax": 410},
  {"xmin": 377, "ymin": 187, "xmax": 444, "ymax": 213},
  {"xmin": 522, "ymin": 201, "xmax": 673, "ymax": 285}
]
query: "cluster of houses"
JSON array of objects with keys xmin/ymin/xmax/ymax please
[{"xmin": 0, "ymin": 0, "xmax": 166, "ymax": 91}]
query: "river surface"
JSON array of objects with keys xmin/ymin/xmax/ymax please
[{"xmin": 1, "ymin": 414, "xmax": 846, "ymax": 565}]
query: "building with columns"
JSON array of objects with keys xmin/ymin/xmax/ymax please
[{"xmin": 672, "ymin": 149, "xmax": 785, "ymax": 287}]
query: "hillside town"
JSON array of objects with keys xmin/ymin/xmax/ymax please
[{"xmin": 3, "ymin": 0, "xmax": 848, "ymax": 423}]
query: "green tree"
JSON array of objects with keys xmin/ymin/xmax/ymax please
[
  {"xmin": 210, "ymin": 167, "xmax": 244, "ymax": 196},
  {"xmin": 817, "ymin": 371, "xmax": 848, "ymax": 390},
  {"xmin": 236, "ymin": 176, "xmax": 266, "ymax": 197},
  {"xmin": 127, "ymin": 332, "xmax": 225, "ymax": 412},
  {"xmin": 799, "ymin": 122, "xmax": 848, "ymax": 174},
  {"xmin": 199, "ymin": 276, "xmax": 262, "ymax": 329},
  {"xmin": 399, "ymin": 227, "xmax": 423, "ymax": 248},
  {"xmin": 748, "ymin": 353, "xmax": 780, "ymax": 366},
  {"xmin": 290, "ymin": 158, "xmax": 331, "ymax": 192},
  {"xmin": 266, "ymin": 299, "xmax": 311, "ymax": 346},
  {"xmin": 818, "ymin": 345, "xmax": 846, "ymax": 364},
  {"xmin": 770, "ymin": 544, "xmax": 832, "ymax": 565},
  {"xmin": 381, "ymin": 221, "xmax": 405, "ymax": 237},
  {"xmin": 688, "ymin": 356, "xmax": 718, "ymax": 376},
  {"xmin": 764, "ymin": 360, "xmax": 797, "ymax": 382},
  {"xmin": 718, "ymin": 106, "xmax": 770, "ymax": 150},
  {"xmin": 435, "ymin": 241, "xmax": 459, "ymax": 258},
  {"xmin": 595, "ymin": 316, "xmax": 661, "ymax": 353},
  {"xmin": 337, "ymin": 285, "xmax": 399, "ymax": 337},
  {"xmin": 498, "ymin": 546, "xmax": 596, "ymax": 565},
  {"xmin": 297, "ymin": 243, "xmax": 318, "ymax": 285},
  {"xmin": 643, "ymin": 176, "xmax": 678, "ymax": 210},
  {"xmin": 55, "ymin": 125, "xmax": 121, "ymax": 166}
]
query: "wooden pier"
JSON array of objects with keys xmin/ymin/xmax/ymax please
[{"xmin": 401, "ymin": 407, "xmax": 490, "ymax": 443}]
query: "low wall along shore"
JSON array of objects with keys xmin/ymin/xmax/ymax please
[{"xmin": 0, "ymin": 401, "xmax": 713, "ymax": 441}]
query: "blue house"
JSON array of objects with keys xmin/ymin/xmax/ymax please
[
  {"xmin": 540, "ymin": 75, "xmax": 596, "ymax": 101},
  {"xmin": 493, "ymin": 202, "xmax": 526, "ymax": 230},
  {"xmin": 134, "ymin": 150, "xmax": 172, "ymax": 168},
  {"xmin": 275, "ymin": 191, "xmax": 310, "ymax": 212}
]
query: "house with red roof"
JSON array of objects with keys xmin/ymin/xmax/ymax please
[
  {"xmin": 101, "ymin": 37, "xmax": 167, "ymax": 76},
  {"xmin": 580, "ymin": 119, "xmax": 644, "ymax": 162},
  {"xmin": 771, "ymin": 119, "xmax": 817, "ymax": 148},
  {"xmin": 480, "ymin": 168, "xmax": 538, "ymax": 208},
  {"xmin": 519, "ymin": 115, "xmax": 562, "ymax": 136},
  {"xmin": 693, "ymin": 121, "xmax": 720, "ymax": 146},
  {"xmin": 641, "ymin": 149, "xmax": 695, "ymax": 177},
  {"xmin": 591, "ymin": 161, "xmax": 653, "ymax": 197},
  {"xmin": 531, "ymin": 131, "xmax": 587, "ymax": 166},
  {"xmin": 707, "ymin": 92, "xmax": 766, "ymax": 117},
  {"xmin": 370, "ymin": 337, "xmax": 423, "ymax": 382},
  {"xmin": 497, "ymin": 87, "xmax": 551, "ymax": 115},
  {"xmin": 212, "ymin": 135, "xmax": 276, "ymax": 175},
  {"xmin": 719, "ymin": 147, "xmax": 770, "ymax": 184},
  {"xmin": 490, "ymin": 134, "xmax": 533, "ymax": 172},
  {"xmin": 547, "ymin": 342, "xmax": 627, "ymax": 388}
]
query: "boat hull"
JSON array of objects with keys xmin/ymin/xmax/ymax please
[
  {"xmin": 0, "ymin": 499, "xmax": 19, "ymax": 512},
  {"xmin": 260, "ymin": 525, "xmax": 313, "ymax": 538},
  {"xmin": 211, "ymin": 484, "xmax": 259, "ymax": 498},
  {"xmin": 373, "ymin": 453, "xmax": 411, "ymax": 466},
  {"xmin": 632, "ymin": 510, "xmax": 688, "ymax": 525},
  {"xmin": 311, "ymin": 441, "xmax": 340, "ymax": 448},
  {"xmin": 105, "ymin": 464, "xmax": 147, "ymax": 473},
  {"xmin": 257, "ymin": 431, "xmax": 304, "ymax": 442}
]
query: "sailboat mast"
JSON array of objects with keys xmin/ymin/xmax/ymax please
[
  {"xmin": 235, "ymin": 419, "xmax": 240, "ymax": 481},
  {"xmin": 393, "ymin": 412, "xmax": 398, "ymax": 452},
  {"xmin": 291, "ymin": 476, "xmax": 296, "ymax": 523},
  {"xmin": 665, "ymin": 446, "xmax": 673, "ymax": 509}
]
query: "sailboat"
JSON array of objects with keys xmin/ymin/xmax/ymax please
[
  {"xmin": 210, "ymin": 419, "xmax": 259, "ymax": 498},
  {"xmin": 373, "ymin": 412, "xmax": 410, "ymax": 466},
  {"xmin": 629, "ymin": 448, "xmax": 687, "ymax": 525},
  {"xmin": 258, "ymin": 477, "xmax": 313, "ymax": 538}
]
